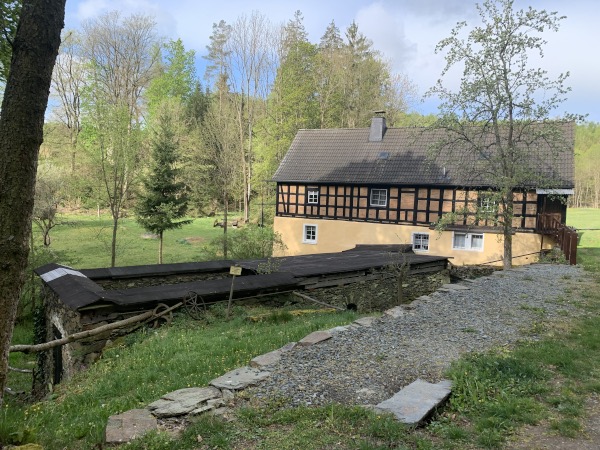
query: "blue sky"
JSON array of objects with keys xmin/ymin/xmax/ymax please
[{"xmin": 64, "ymin": 0, "xmax": 599, "ymax": 122}]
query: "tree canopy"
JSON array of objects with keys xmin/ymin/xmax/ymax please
[{"xmin": 428, "ymin": 0, "xmax": 576, "ymax": 268}]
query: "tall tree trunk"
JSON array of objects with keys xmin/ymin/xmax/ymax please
[
  {"xmin": 158, "ymin": 231, "xmax": 163, "ymax": 264},
  {"xmin": 111, "ymin": 215, "xmax": 118, "ymax": 267},
  {"xmin": 503, "ymin": 193, "xmax": 514, "ymax": 269},
  {"xmin": 0, "ymin": 0, "xmax": 66, "ymax": 406},
  {"xmin": 223, "ymin": 194, "xmax": 228, "ymax": 258}
]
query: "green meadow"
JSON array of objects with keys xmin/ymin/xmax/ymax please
[
  {"xmin": 34, "ymin": 213, "xmax": 241, "ymax": 268},
  {"xmin": 567, "ymin": 208, "xmax": 600, "ymax": 271}
]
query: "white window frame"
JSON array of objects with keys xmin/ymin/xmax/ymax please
[
  {"xmin": 307, "ymin": 188, "xmax": 319, "ymax": 204},
  {"xmin": 370, "ymin": 188, "xmax": 388, "ymax": 207},
  {"xmin": 302, "ymin": 224, "xmax": 318, "ymax": 244},
  {"xmin": 412, "ymin": 232, "xmax": 430, "ymax": 252},
  {"xmin": 478, "ymin": 196, "xmax": 496, "ymax": 214},
  {"xmin": 452, "ymin": 232, "xmax": 484, "ymax": 251}
]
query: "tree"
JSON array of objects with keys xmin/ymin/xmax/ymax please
[
  {"xmin": 224, "ymin": 12, "xmax": 277, "ymax": 223},
  {"xmin": 255, "ymin": 11, "xmax": 319, "ymax": 183},
  {"xmin": 145, "ymin": 39, "xmax": 196, "ymax": 119},
  {"xmin": 33, "ymin": 164, "xmax": 64, "ymax": 247},
  {"xmin": 82, "ymin": 11, "xmax": 159, "ymax": 122},
  {"xmin": 51, "ymin": 30, "xmax": 86, "ymax": 172},
  {"xmin": 200, "ymin": 93, "xmax": 241, "ymax": 258},
  {"xmin": 135, "ymin": 99, "xmax": 191, "ymax": 263},
  {"xmin": 427, "ymin": 0, "xmax": 576, "ymax": 269},
  {"xmin": 0, "ymin": 0, "xmax": 21, "ymax": 84},
  {"xmin": 81, "ymin": 11, "xmax": 160, "ymax": 266},
  {"xmin": 83, "ymin": 102, "xmax": 142, "ymax": 267},
  {"xmin": 0, "ymin": 0, "xmax": 65, "ymax": 406}
]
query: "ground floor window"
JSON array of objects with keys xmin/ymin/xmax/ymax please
[
  {"xmin": 452, "ymin": 232, "xmax": 484, "ymax": 251},
  {"xmin": 303, "ymin": 224, "xmax": 317, "ymax": 244},
  {"xmin": 412, "ymin": 232, "xmax": 429, "ymax": 251}
]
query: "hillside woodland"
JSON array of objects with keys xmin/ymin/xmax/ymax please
[{"xmin": 31, "ymin": 9, "xmax": 596, "ymax": 268}]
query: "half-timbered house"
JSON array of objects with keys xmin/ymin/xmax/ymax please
[{"xmin": 272, "ymin": 118, "xmax": 576, "ymax": 265}]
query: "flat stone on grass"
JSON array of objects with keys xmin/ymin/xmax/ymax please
[
  {"xmin": 210, "ymin": 366, "xmax": 271, "ymax": 390},
  {"xmin": 298, "ymin": 330, "xmax": 332, "ymax": 346},
  {"xmin": 105, "ymin": 409, "xmax": 157, "ymax": 444},
  {"xmin": 148, "ymin": 386, "xmax": 222, "ymax": 418},
  {"xmin": 374, "ymin": 379, "xmax": 452, "ymax": 426}
]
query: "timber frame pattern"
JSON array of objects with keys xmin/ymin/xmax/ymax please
[{"xmin": 277, "ymin": 184, "xmax": 540, "ymax": 230}]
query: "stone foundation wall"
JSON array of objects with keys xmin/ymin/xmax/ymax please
[{"xmin": 307, "ymin": 269, "xmax": 450, "ymax": 313}]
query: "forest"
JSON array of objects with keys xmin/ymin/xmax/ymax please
[
  {"xmin": 35, "ymin": 10, "xmax": 424, "ymax": 266},
  {"xmin": 28, "ymin": 9, "xmax": 599, "ymax": 268}
]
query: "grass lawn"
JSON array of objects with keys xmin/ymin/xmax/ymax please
[
  {"xmin": 38, "ymin": 213, "xmax": 236, "ymax": 268},
  {"xmin": 567, "ymin": 208, "xmax": 600, "ymax": 271}
]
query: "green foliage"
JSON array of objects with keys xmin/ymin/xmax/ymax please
[
  {"xmin": 428, "ymin": 0, "xmax": 576, "ymax": 267},
  {"xmin": 573, "ymin": 123, "xmax": 600, "ymax": 208},
  {"xmin": 135, "ymin": 99, "xmax": 191, "ymax": 250},
  {"xmin": 145, "ymin": 39, "xmax": 196, "ymax": 119},
  {"xmin": 201, "ymin": 225, "xmax": 286, "ymax": 260},
  {"xmin": 0, "ymin": 1, "xmax": 21, "ymax": 83}
]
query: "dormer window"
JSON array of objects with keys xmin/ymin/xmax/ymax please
[
  {"xmin": 370, "ymin": 188, "xmax": 388, "ymax": 207},
  {"xmin": 307, "ymin": 188, "xmax": 319, "ymax": 204}
]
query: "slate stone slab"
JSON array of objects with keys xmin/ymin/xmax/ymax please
[
  {"xmin": 279, "ymin": 342, "xmax": 297, "ymax": 352},
  {"xmin": 147, "ymin": 386, "xmax": 221, "ymax": 418},
  {"xmin": 105, "ymin": 409, "xmax": 157, "ymax": 444},
  {"xmin": 250, "ymin": 349, "xmax": 282, "ymax": 368},
  {"xmin": 374, "ymin": 379, "xmax": 452, "ymax": 426},
  {"xmin": 210, "ymin": 366, "xmax": 271, "ymax": 390},
  {"xmin": 384, "ymin": 307, "xmax": 405, "ymax": 318},
  {"xmin": 441, "ymin": 284, "xmax": 470, "ymax": 290},
  {"xmin": 298, "ymin": 330, "xmax": 332, "ymax": 346},
  {"xmin": 328, "ymin": 325, "xmax": 350, "ymax": 334},
  {"xmin": 353, "ymin": 316, "xmax": 377, "ymax": 327}
]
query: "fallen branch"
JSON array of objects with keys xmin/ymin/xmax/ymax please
[
  {"xmin": 3, "ymin": 387, "xmax": 23, "ymax": 396},
  {"xmin": 292, "ymin": 291, "xmax": 345, "ymax": 311},
  {"xmin": 9, "ymin": 366, "xmax": 33, "ymax": 373},
  {"xmin": 9, "ymin": 302, "xmax": 182, "ymax": 354}
]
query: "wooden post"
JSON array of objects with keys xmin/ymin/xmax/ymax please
[{"xmin": 227, "ymin": 266, "xmax": 242, "ymax": 319}]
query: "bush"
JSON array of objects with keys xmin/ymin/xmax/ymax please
[{"xmin": 200, "ymin": 225, "xmax": 286, "ymax": 260}]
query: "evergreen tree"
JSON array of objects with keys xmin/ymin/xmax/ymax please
[{"xmin": 135, "ymin": 101, "xmax": 191, "ymax": 263}]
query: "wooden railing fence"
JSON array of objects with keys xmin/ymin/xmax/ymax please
[{"xmin": 536, "ymin": 213, "xmax": 578, "ymax": 265}]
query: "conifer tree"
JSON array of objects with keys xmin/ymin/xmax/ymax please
[{"xmin": 135, "ymin": 101, "xmax": 191, "ymax": 263}]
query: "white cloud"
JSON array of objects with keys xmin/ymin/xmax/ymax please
[{"xmin": 355, "ymin": 2, "xmax": 417, "ymax": 72}]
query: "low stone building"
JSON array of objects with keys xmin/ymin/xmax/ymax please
[{"xmin": 33, "ymin": 246, "xmax": 448, "ymax": 394}]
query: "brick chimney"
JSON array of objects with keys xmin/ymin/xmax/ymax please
[{"xmin": 369, "ymin": 111, "xmax": 387, "ymax": 142}]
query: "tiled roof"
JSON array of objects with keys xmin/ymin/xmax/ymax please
[{"xmin": 272, "ymin": 123, "xmax": 575, "ymax": 188}]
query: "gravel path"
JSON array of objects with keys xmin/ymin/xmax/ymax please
[{"xmin": 247, "ymin": 264, "xmax": 588, "ymax": 407}]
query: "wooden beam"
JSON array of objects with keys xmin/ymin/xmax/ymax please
[{"xmin": 9, "ymin": 302, "xmax": 182, "ymax": 354}]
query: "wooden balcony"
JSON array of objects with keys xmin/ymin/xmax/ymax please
[{"xmin": 536, "ymin": 213, "xmax": 578, "ymax": 265}]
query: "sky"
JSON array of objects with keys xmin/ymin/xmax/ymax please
[{"xmin": 64, "ymin": 0, "xmax": 600, "ymax": 122}]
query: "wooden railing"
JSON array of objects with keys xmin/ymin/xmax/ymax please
[{"xmin": 536, "ymin": 213, "xmax": 578, "ymax": 265}]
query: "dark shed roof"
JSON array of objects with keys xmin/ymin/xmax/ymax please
[
  {"xmin": 272, "ymin": 123, "xmax": 575, "ymax": 188},
  {"xmin": 36, "ymin": 248, "xmax": 449, "ymax": 311}
]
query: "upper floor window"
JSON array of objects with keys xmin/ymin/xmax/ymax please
[
  {"xmin": 478, "ymin": 195, "xmax": 497, "ymax": 214},
  {"xmin": 370, "ymin": 188, "xmax": 388, "ymax": 207},
  {"xmin": 412, "ymin": 233, "xmax": 429, "ymax": 252},
  {"xmin": 307, "ymin": 188, "xmax": 319, "ymax": 204}
]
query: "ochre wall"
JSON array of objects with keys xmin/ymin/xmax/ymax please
[{"xmin": 273, "ymin": 216, "xmax": 555, "ymax": 266}]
